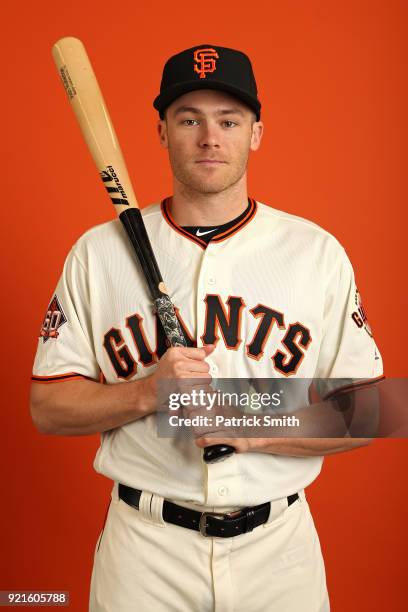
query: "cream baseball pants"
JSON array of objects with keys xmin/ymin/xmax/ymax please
[{"xmin": 89, "ymin": 484, "xmax": 329, "ymax": 612}]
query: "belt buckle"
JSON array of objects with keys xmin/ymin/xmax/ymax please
[{"xmin": 199, "ymin": 512, "xmax": 227, "ymax": 537}]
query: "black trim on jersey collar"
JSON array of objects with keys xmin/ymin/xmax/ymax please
[
  {"xmin": 181, "ymin": 199, "xmax": 252, "ymax": 244},
  {"xmin": 161, "ymin": 197, "xmax": 258, "ymax": 249}
]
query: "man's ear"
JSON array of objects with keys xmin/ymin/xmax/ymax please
[
  {"xmin": 157, "ymin": 119, "xmax": 168, "ymax": 149},
  {"xmin": 250, "ymin": 121, "xmax": 264, "ymax": 151}
]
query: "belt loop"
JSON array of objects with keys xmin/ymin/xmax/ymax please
[
  {"xmin": 150, "ymin": 494, "xmax": 166, "ymax": 526},
  {"xmin": 138, "ymin": 491, "xmax": 165, "ymax": 527},
  {"xmin": 263, "ymin": 497, "xmax": 288, "ymax": 527}
]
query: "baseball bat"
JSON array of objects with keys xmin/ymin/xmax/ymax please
[{"xmin": 51, "ymin": 37, "xmax": 235, "ymax": 464}]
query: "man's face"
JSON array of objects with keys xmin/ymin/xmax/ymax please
[{"xmin": 158, "ymin": 89, "xmax": 263, "ymax": 195}]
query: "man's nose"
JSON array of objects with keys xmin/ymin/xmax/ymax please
[{"xmin": 198, "ymin": 123, "xmax": 220, "ymax": 148}]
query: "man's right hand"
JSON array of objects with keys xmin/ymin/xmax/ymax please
[
  {"xmin": 145, "ymin": 345, "xmax": 215, "ymax": 406},
  {"xmin": 30, "ymin": 345, "xmax": 215, "ymax": 436}
]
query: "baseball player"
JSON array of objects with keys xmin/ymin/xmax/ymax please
[{"xmin": 30, "ymin": 44, "xmax": 384, "ymax": 612}]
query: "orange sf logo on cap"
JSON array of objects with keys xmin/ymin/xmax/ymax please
[{"xmin": 193, "ymin": 48, "xmax": 219, "ymax": 79}]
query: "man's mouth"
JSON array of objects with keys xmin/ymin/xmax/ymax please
[{"xmin": 195, "ymin": 159, "xmax": 227, "ymax": 164}]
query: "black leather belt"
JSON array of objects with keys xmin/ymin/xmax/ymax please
[{"xmin": 118, "ymin": 483, "xmax": 299, "ymax": 538}]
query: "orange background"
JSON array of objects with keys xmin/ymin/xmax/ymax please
[{"xmin": 1, "ymin": 0, "xmax": 406, "ymax": 610}]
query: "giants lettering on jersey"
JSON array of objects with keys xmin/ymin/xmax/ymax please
[{"xmin": 103, "ymin": 294, "xmax": 312, "ymax": 379}]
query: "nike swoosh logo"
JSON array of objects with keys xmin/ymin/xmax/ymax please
[{"xmin": 196, "ymin": 228, "xmax": 219, "ymax": 237}]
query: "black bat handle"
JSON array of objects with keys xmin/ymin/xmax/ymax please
[
  {"xmin": 152, "ymin": 296, "xmax": 236, "ymax": 463},
  {"xmin": 119, "ymin": 209, "xmax": 235, "ymax": 464}
]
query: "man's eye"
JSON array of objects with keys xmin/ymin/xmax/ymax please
[
  {"xmin": 183, "ymin": 119, "xmax": 199, "ymax": 126},
  {"xmin": 223, "ymin": 120, "xmax": 237, "ymax": 128}
]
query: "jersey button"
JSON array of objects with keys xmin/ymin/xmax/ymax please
[
  {"xmin": 210, "ymin": 365, "xmax": 218, "ymax": 374},
  {"xmin": 218, "ymin": 486, "xmax": 228, "ymax": 496},
  {"xmin": 208, "ymin": 276, "xmax": 216, "ymax": 285}
]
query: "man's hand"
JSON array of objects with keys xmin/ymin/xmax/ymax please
[
  {"xmin": 189, "ymin": 381, "xmax": 380, "ymax": 457},
  {"xmin": 194, "ymin": 435, "xmax": 372, "ymax": 456},
  {"xmin": 145, "ymin": 344, "xmax": 215, "ymax": 404},
  {"xmin": 181, "ymin": 392, "xmax": 257, "ymax": 453}
]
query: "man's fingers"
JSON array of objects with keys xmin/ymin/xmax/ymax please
[
  {"xmin": 177, "ymin": 345, "xmax": 215, "ymax": 360},
  {"xmin": 181, "ymin": 360, "xmax": 211, "ymax": 374}
]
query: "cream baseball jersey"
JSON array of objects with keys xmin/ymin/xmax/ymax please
[{"xmin": 32, "ymin": 199, "xmax": 383, "ymax": 507}]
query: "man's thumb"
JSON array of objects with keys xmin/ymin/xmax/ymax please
[{"xmin": 203, "ymin": 344, "xmax": 215, "ymax": 355}]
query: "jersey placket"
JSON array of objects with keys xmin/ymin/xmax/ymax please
[{"xmin": 195, "ymin": 240, "xmax": 244, "ymax": 506}]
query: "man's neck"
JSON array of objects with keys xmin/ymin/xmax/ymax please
[{"xmin": 169, "ymin": 178, "xmax": 249, "ymax": 226}]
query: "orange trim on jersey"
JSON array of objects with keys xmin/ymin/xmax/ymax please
[
  {"xmin": 321, "ymin": 375, "xmax": 385, "ymax": 401},
  {"xmin": 160, "ymin": 197, "xmax": 258, "ymax": 248},
  {"xmin": 126, "ymin": 313, "xmax": 158, "ymax": 368},
  {"xmin": 161, "ymin": 198, "xmax": 207, "ymax": 249},
  {"xmin": 246, "ymin": 304, "xmax": 286, "ymax": 361},
  {"xmin": 272, "ymin": 321, "xmax": 312, "ymax": 377},
  {"xmin": 211, "ymin": 198, "xmax": 257, "ymax": 243},
  {"xmin": 31, "ymin": 372, "xmax": 97, "ymax": 384},
  {"xmin": 200, "ymin": 293, "xmax": 245, "ymax": 351}
]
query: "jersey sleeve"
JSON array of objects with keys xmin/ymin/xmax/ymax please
[
  {"xmin": 314, "ymin": 245, "xmax": 384, "ymax": 398},
  {"xmin": 32, "ymin": 245, "xmax": 100, "ymax": 383}
]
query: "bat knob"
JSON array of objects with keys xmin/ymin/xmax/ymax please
[{"xmin": 203, "ymin": 444, "xmax": 235, "ymax": 464}]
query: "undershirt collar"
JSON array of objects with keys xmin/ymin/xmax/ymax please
[{"xmin": 181, "ymin": 199, "xmax": 252, "ymax": 245}]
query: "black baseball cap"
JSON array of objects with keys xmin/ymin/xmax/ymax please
[{"xmin": 153, "ymin": 44, "xmax": 261, "ymax": 120}]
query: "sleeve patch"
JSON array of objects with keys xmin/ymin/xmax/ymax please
[
  {"xmin": 351, "ymin": 288, "xmax": 373, "ymax": 337},
  {"xmin": 40, "ymin": 294, "xmax": 67, "ymax": 343}
]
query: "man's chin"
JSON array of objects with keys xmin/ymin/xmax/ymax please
[
  {"xmin": 194, "ymin": 185, "xmax": 229, "ymax": 195},
  {"xmin": 179, "ymin": 176, "xmax": 240, "ymax": 195}
]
